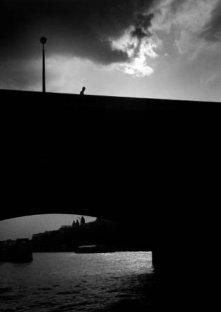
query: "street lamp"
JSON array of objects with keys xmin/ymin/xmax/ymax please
[{"xmin": 40, "ymin": 36, "xmax": 47, "ymax": 93}]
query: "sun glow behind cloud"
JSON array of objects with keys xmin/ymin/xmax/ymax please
[{"xmin": 110, "ymin": 27, "xmax": 160, "ymax": 77}]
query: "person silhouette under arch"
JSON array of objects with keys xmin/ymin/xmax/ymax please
[{"xmin": 80, "ymin": 86, "xmax": 86, "ymax": 95}]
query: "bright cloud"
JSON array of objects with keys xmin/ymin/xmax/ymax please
[
  {"xmin": 110, "ymin": 27, "xmax": 160, "ymax": 77},
  {"xmin": 106, "ymin": 0, "xmax": 219, "ymax": 77}
]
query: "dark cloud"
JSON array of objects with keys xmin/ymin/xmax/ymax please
[
  {"xmin": 200, "ymin": 2, "xmax": 221, "ymax": 42},
  {"xmin": 0, "ymin": 0, "xmax": 156, "ymax": 65},
  {"xmin": 131, "ymin": 13, "xmax": 154, "ymax": 39}
]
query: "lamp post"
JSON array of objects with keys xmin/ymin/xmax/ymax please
[{"xmin": 40, "ymin": 36, "xmax": 47, "ymax": 93}]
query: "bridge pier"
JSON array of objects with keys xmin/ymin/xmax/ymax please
[{"xmin": 152, "ymin": 248, "xmax": 161, "ymax": 273}]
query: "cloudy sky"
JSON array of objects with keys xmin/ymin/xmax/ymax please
[{"xmin": 0, "ymin": 0, "xmax": 220, "ymax": 101}]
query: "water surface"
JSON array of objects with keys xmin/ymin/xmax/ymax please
[{"xmin": 0, "ymin": 252, "xmax": 155, "ymax": 312}]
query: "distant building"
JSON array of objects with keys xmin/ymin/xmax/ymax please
[{"xmin": 80, "ymin": 216, "xmax": 85, "ymax": 226}]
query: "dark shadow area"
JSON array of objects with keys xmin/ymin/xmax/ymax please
[
  {"xmin": 0, "ymin": 89, "xmax": 220, "ymax": 311},
  {"xmin": 104, "ymin": 273, "xmax": 157, "ymax": 312}
]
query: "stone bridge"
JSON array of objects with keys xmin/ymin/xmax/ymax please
[{"xmin": 0, "ymin": 90, "xmax": 220, "ymax": 274}]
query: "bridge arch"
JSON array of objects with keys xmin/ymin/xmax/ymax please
[{"xmin": 0, "ymin": 208, "xmax": 159, "ymax": 270}]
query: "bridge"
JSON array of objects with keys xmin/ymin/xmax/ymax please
[{"xmin": 0, "ymin": 90, "xmax": 220, "ymax": 285}]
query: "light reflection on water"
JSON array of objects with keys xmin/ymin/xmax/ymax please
[{"xmin": 0, "ymin": 252, "xmax": 156, "ymax": 312}]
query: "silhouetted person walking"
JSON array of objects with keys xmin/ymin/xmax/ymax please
[{"xmin": 80, "ymin": 87, "xmax": 86, "ymax": 95}]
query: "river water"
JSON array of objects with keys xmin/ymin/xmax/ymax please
[{"xmin": 0, "ymin": 252, "xmax": 156, "ymax": 312}]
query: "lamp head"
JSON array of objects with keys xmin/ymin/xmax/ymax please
[{"xmin": 40, "ymin": 36, "xmax": 47, "ymax": 45}]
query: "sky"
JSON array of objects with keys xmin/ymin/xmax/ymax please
[
  {"xmin": 0, "ymin": 0, "xmax": 220, "ymax": 102},
  {"xmin": 0, "ymin": 215, "xmax": 96, "ymax": 240}
]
